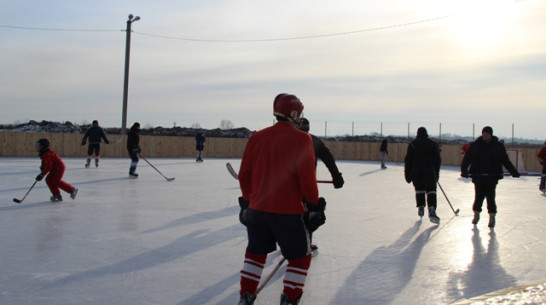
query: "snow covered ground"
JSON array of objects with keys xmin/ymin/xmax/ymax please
[{"xmin": 1, "ymin": 157, "xmax": 545, "ymax": 305}]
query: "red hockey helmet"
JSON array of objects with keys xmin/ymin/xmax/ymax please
[{"xmin": 273, "ymin": 93, "xmax": 304, "ymax": 122}]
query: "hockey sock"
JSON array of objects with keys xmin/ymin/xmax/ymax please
[
  {"xmin": 426, "ymin": 191, "xmax": 437, "ymax": 207},
  {"xmin": 240, "ymin": 250, "xmax": 267, "ymax": 295},
  {"xmin": 283, "ymin": 254, "xmax": 312, "ymax": 301},
  {"xmin": 415, "ymin": 190, "xmax": 426, "ymax": 207}
]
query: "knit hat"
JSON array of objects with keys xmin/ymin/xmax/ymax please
[{"xmin": 482, "ymin": 126, "xmax": 493, "ymax": 135}]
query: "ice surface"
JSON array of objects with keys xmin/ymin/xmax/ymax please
[{"xmin": 1, "ymin": 157, "xmax": 545, "ymax": 305}]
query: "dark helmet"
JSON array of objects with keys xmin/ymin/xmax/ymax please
[
  {"xmin": 35, "ymin": 138, "xmax": 50, "ymax": 153},
  {"xmin": 273, "ymin": 93, "xmax": 304, "ymax": 123},
  {"xmin": 299, "ymin": 117, "xmax": 310, "ymax": 132}
]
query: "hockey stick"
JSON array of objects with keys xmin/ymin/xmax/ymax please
[
  {"xmin": 227, "ymin": 163, "xmax": 332, "ymax": 183},
  {"xmin": 13, "ymin": 180, "xmax": 38, "ymax": 204},
  {"xmin": 437, "ymin": 181, "xmax": 459, "ymax": 215},
  {"xmin": 139, "ymin": 155, "xmax": 175, "ymax": 181},
  {"xmin": 226, "ymin": 162, "xmax": 238, "ymax": 180},
  {"xmin": 256, "ymin": 257, "xmax": 286, "ymax": 295}
]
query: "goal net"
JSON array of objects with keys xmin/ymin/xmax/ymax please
[{"xmin": 506, "ymin": 149, "xmax": 526, "ymax": 174}]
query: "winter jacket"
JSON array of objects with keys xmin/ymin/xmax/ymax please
[
  {"xmin": 461, "ymin": 135, "xmax": 518, "ymax": 183},
  {"xmin": 126, "ymin": 126, "xmax": 140, "ymax": 151},
  {"xmin": 404, "ymin": 134, "xmax": 441, "ymax": 182},
  {"xmin": 239, "ymin": 122, "xmax": 319, "ymax": 214},
  {"xmin": 82, "ymin": 126, "xmax": 109, "ymax": 144},
  {"xmin": 309, "ymin": 133, "xmax": 341, "ymax": 177}
]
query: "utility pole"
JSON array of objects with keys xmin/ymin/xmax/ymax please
[{"xmin": 121, "ymin": 14, "xmax": 140, "ymax": 136}]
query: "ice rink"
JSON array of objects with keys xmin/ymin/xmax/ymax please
[{"xmin": 1, "ymin": 157, "xmax": 545, "ymax": 305}]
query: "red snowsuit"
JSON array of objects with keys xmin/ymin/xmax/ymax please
[{"xmin": 40, "ymin": 149, "xmax": 74, "ymax": 196}]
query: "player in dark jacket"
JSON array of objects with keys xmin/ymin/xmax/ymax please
[
  {"xmin": 404, "ymin": 127, "xmax": 441, "ymax": 224},
  {"xmin": 299, "ymin": 117, "xmax": 343, "ymax": 250},
  {"xmin": 380, "ymin": 138, "xmax": 389, "ymax": 169},
  {"xmin": 126, "ymin": 122, "xmax": 141, "ymax": 178},
  {"xmin": 195, "ymin": 129, "xmax": 205, "ymax": 162},
  {"xmin": 81, "ymin": 120, "xmax": 109, "ymax": 168},
  {"xmin": 461, "ymin": 126, "xmax": 520, "ymax": 228}
]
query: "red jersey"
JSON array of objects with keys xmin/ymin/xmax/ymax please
[
  {"xmin": 239, "ymin": 122, "xmax": 319, "ymax": 214},
  {"xmin": 40, "ymin": 149, "xmax": 66, "ymax": 175},
  {"xmin": 538, "ymin": 146, "xmax": 546, "ymax": 168}
]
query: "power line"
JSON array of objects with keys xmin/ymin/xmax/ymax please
[
  {"xmin": 0, "ymin": 0, "xmax": 527, "ymax": 43},
  {"xmin": 0, "ymin": 24, "xmax": 120, "ymax": 32}
]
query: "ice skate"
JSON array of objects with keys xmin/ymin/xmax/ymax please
[
  {"xmin": 428, "ymin": 206, "xmax": 440, "ymax": 224},
  {"xmin": 50, "ymin": 194, "xmax": 63, "ymax": 202},
  {"xmin": 129, "ymin": 172, "xmax": 139, "ymax": 178},
  {"xmin": 488, "ymin": 213, "xmax": 496, "ymax": 228},
  {"xmin": 85, "ymin": 160, "xmax": 90, "ymax": 168},
  {"xmin": 280, "ymin": 293, "xmax": 302, "ymax": 305},
  {"xmin": 472, "ymin": 211, "xmax": 480, "ymax": 225},
  {"xmin": 238, "ymin": 292, "xmax": 256, "ymax": 305},
  {"xmin": 418, "ymin": 205, "xmax": 425, "ymax": 217},
  {"xmin": 70, "ymin": 188, "xmax": 78, "ymax": 200}
]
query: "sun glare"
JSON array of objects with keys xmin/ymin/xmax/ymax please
[{"xmin": 444, "ymin": 1, "xmax": 521, "ymax": 56}]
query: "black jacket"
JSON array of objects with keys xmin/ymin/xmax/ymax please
[
  {"xmin": 404, "ymin": 134, "xmax": 441, "ymax": 182},
  {"xmin": 461, "ymin": 135, "xmax": 518, "ymax": 183},
  {"xmin": 310, "ymin": 134, "xmax": 340, "ymax": 177},
  {"xmin": 126, "ymin": 126, "xmax": 140, "ymax": 151},
  {"xmin": 82, "ymin": 126, "xmax": 109, "ymax": 144}
]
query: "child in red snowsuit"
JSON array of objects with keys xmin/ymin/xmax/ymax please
[{"xmin": 35, "ymin": 138, "xmax": 78, "ymax": 201}]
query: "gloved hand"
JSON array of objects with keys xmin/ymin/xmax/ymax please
[
  {"xmin": 238, "ymin": 197, "xmax": 250, "ymax": 226},
  {"xmin": 405, "ymin": 173, "xmax": 412, "ymax": 183},
  {"xmin": 512, "ymin": 171, "xmax": 520, "ymax": 178},
  {"xmin": 132, "ymin": 146, "xmax": 141, "ymax": 154},
  {"xmin": 333, "ymin": 172, "xmax": 344, "ymax": 189},
  {"xmin": 461, "ymin": 172, "xmax": 469, "ymax": 178},
  {"xmin": 81, "ymin": 140, "xmax": 86, "ymax": 146},
  {"xmin": 105, "ymin": 140, "xmax": 110, "ymax": 144},
  {"xmin": 307, "ymin": 197, "xmax": 326, "ymax": 212},
  {"xmin": 36, "ymin": 173, "xmax": 45, "ymax": 181},
  {"xmin": 304, "ymin": 210, "xmax": 326, "ymax": 233}
]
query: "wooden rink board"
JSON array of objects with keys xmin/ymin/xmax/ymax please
[{"xmin": 0, "ymin": 131, "xmax": 542, "ymax": 171}]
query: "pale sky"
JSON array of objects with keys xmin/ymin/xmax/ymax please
[{"xmin": 1, "ymin": 0, "xmax": 545, "ymax": 139}]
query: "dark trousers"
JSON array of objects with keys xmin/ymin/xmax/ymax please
[{"xmin": 472, "ymin": 183, "xmax": 498, "ymax": 213}]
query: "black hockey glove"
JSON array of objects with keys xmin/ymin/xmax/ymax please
[
  {"xmin": 405, "ymin": 173, "xmax": 412, "ymax": 183},
  {"xmin": 304, "ymin": 210, "xmax": 326, "ymax": 233},
  {"xmin": 105, "ymin": 140, "xmax": 110, "ymax": 144},
  {"xmin": 36, "ymin": 173, "xmax": 45, "ymax": 181},
  {"xmin": 132, "ymin": 146, "xmax": 141, "ymax": 154},
  {"xmin": 461, "ymin": 171, "xmax": 469, "ymax": 178},
  {"xmin": 81, "ymin": 140, "xmax": 86, "ymax": 146},
  {"xmin": 238, "ymin": 196, "xmax": 250, "ymax": 226},
  {"xmin": 307, "ymin": 197, "xmax": 326, "ymax": 212},
  {"xmin": 333, "ymin": 172, "xmax": 344, "ymax": 189}
]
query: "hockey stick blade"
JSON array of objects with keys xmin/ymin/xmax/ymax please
[
  {"xmin": 226, "ymin": 162, "xmax": 239, "ymax": 180},
  {"xmin": 166, "ymin": 177, "xmax": 175, "ymax": 182},
  {"xmin": 13, "ymin": 180, "xmax": 38, "ymax": 204}
]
